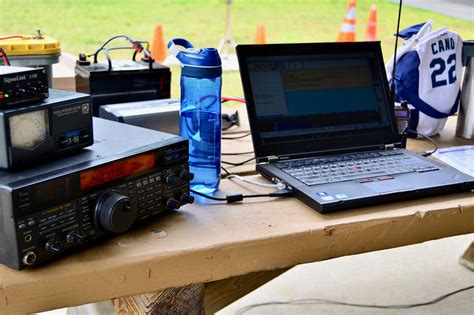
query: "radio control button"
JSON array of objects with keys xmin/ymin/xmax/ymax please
[
  {"xmin": 67, "ymin": 232, "xmax": 84, "ymax": 245},
  {"xmin": 179, "ymin": 170, "xmax": 194, "ymax": 181},
  {"xmin": 28, "ymin": 220, "xmax": 35, "ymax": 226},
  {"xmin": 19, "ymin": 202, "xmax": 31, "ymax": 209},
  {"xmin": 180, "ymin": 193, "xmax": 195, "ymax": 205},
  {"xmin": 18, "ymin": 223, "xmax": 26, "ymax": 230},
  {"xmin": 165, "ymin": 174, "xmax": 179, "ymax": 185},
  {"xmin": 45, "ymin": 240, "xmax": 62, "ymax": 253},
  {"xmin": 166, "ymin": 198, "xmax": 180, "ymax": 210},
  {"xmin": 24, "ymin": 234, "xmax": 33, "ymax": 243}
]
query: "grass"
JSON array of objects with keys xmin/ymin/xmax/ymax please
[{"xmin": 1, "ymin": 0, "xmax": 473, "ymax": 98}]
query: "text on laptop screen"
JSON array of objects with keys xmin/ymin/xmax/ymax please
[{"xmin": 247, "ymin": 53, "xmax": 391, "ymax": 140}]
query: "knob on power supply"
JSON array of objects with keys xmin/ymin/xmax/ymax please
[{"xmin": 95, "ymin": 191, "xmax": 136, "ymax": 234}]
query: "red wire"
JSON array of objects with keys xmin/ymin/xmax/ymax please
[
  {"xmin": 222, "ymin": 96, "xmax": 246, "ymax": 103},
  {"xmin": 0, "ymin": 48, "xmax": 11, "ymax": 66},
  {"xmin": 0, "ymin": 36, "xmax": 25, "ymax": 40}
]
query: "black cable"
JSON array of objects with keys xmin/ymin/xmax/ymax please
[
  {"xmin": 222, "ymin": 132, "xmax": 251, "ymax": 140},
  {"xmin": 235, "ymin": 285, "xmax": 474, "ymax": 315},
  {"xmin": 221, "ymin": 165, "xmax": 232, "ymax": 176},
  {"xmin": 222, "ymin": 151, "xmax": 254, "ymax": 156},
  {"xmin": 221, "ymin": 156, "xmax": 255, "ymax": 166},
  {"xmin": 87, "ymin": 35, "xmax": 152, "ymax": 63},
  {"xmin": 406, "ymin": 129, "xmax": 439, "ymax": 157},
  {"xmin": 88, "ymin": 35, "xmax": 133, "ymax": 61},
  {"xmin": 190, "ymin": 189, "xmax": 227, "ymax": 201},
  {"xmin": 190, "ymin": 188, "xmax": 294, "ymax": 204}
]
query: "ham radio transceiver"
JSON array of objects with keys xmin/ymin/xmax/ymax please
[{"xmin": 0, "ymin": 118, "xmax": 193, "ymax": 269}]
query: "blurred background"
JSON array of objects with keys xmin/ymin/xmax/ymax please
[{"xmin": 1, "ymin": 0, "xmax": 473, "ymax": 98}]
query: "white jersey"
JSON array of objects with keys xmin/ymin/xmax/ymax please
[{"xmin": 387, "ymin": 21, "xmax": 463, "ymax": 136}]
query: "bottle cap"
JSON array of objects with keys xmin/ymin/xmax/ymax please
[{"xmin": 168, "ymin": 38, "xmax": 221, "ymax": 68}]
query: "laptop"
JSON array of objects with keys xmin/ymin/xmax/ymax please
[{"xmin": 236, "ymin": 41, "xmax": 473, "ymax": 213}]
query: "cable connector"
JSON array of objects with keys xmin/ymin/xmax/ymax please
[
  {"xmin": 226, "ymin": 194, "xmax": 244, "ymax": 203},
  {"xmin": 132, "ymin": 41, "xmax": 144, "ymax": 53},
  {"xmin": 190, "ymin": 188, "xmax": 295, "ymax": 204},
  {"xmin": 268, "ymin": 189, "xmax": 294, "ymax": 198}
]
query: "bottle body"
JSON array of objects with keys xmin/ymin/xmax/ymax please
[
  {"xmin": 456, "ymin": 56, "xmax": 474, "ymax": 139},
  {"xmin": 180, "ymin": 75, "xmax": 222, "ymax": 193}
]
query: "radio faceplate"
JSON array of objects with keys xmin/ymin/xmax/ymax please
[
  {"xmin": 0, "ymin": 118, "xmax": 192, "ymax": 269},
  {"xmin": 14, "ymin": 163, "xmax": 191, "ymax": 268}
]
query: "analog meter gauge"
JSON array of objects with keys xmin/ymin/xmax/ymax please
[{"xmin": 9, "ymin": 109, "xmax": 49, "ymax": 148}]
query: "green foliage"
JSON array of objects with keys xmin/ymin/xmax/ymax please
[{"xmin": 1, "ymin": 0, "xmax": 472, "ymax": 97}]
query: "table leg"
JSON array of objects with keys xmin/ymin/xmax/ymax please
[
  {"xmin": 113, "ymin": 284, "xmax": 205, "ymax": 315},
  {"xmin": 111, "ymin": 268, "xmax": 289, "ymax": 314}
]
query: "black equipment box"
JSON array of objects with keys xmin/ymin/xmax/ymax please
[
  {"xmin": 75, "ymin": 60, "xmax": 171, "ymax": 116},
  {"xmin": 0, "ymin": 118, "xmax": 193, "ymax": 269},
  {"xmin": 0, "ymin": 66, "xmax": 49, "ymax": 107},
  {"xmin": 0, "ymin": 89, "xmax": 93, "ymax": 169}
]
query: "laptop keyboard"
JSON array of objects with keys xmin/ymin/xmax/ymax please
[{"xmin": 276, "ymin": 151, "xmax": 439, "ymax": 186}]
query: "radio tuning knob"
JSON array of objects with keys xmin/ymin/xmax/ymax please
[
  {"xmin": 166, "ymin": 198, "xmax": 180, "ymax": 210},
  {"xmin": 45, "ymin": 240, "xmax": 62, "ymax": 253},
  {"xmin": 95, "ymin": 191, "xmax": 136, "ymax": 234},
  {"xmin": 165, "ymin": 174, "xmax": 179, "ymax": 185},
  {"xmin": 66, "ymin": 232, "xmax": 85, "ymax": 245},
  {"xmin": 180, "ymin": 193, "xmax": 195, "ymax": 204},
  {"xmin": 179, "ymin": 170, "xmax": 195, "ymax": 181}
]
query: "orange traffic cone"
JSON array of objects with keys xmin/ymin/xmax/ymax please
[
  {"xmin": 151, "ymin": 24, "xmax": 166, "ymax": 63},
  {"xmin": 364, "ymin": 5, "xmax": 377, "ymax": 41},
  {"xmin": 337, "ymin": 0, "xmax": 356, "ymax": 42},
  {"xmin": 255, "ymin": 24, "xmax": 266, "ymax": 44}
]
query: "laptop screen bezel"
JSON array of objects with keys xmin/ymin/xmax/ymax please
[{"xmin": 236, "ymin": 41, "xmax": 401, "ymax": 160}]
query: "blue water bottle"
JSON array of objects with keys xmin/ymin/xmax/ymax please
[{"xmin": 168, "ymin": 38, "xmax": 222, "ymax": 193}]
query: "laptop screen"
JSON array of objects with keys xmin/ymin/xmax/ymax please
[
  {"xmin": 237, "ymin": 42, "xmax": 400, "ymax": 159},
  {"xmin": 248, "ymin": 53, "xmax": 391, "ymax": 139}
]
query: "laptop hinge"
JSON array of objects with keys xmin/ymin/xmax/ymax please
[
  {"xmin": 384, "ymin": 144, "xmax": 395, "ymax": 151},
  {"xmin": 258, "ymin": 155, "xmax": 280, "ymax": 164}
]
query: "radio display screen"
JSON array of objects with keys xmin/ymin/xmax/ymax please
[{"xmin": 80, "ymin": 153, "xmax": 156, "ymax": 190}]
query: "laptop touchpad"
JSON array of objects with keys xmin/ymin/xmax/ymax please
[{"xmin": 362, "ymin": 179, "xmax": 413, "ymax": 193}]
